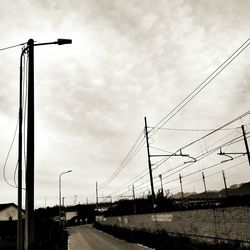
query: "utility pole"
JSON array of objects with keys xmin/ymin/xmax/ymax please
[
  {"xmin": 159, "ymin": 174, "xmax": 163, "ymax": 196},
  {"xmin": 18, "ymin": 48, "xmax": 24, "ymax": 250},
  {"xmin": 144, "ymin": 117, "xmax": 155, "ymax": 210},
  {"xmin": 132, "ymin": 185, "xmax": 136, "ymax": 214},
  {"xmin": 25, "ymin": 38, "xmax": 34, "ymax": 250},
  {"xmin": 202, "ymin": 172, "xmax": 209, "ymax": 204},
  {"xmin": 222, "ymin": 170, "xmax": 229, "ymax": 198},
  {"xmin": 22, "ymin": 38, "xmax": 72, "ymax": 250},
  {"xmin": 96, "ymin": 182, "xmax": 98, "ymax": 213},
  {"xmin": 241, "ymin": 125, "xmax": 250, "ymax": 166},
  {"xmin": 179, "ymin": 174, "xmax": 184, "ymax": 200}
]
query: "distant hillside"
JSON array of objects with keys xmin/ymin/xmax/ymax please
[
  {"xmin": 175, "ymin": 182, "xmax": 250, "ymax": 200},
  {"xmin": 173, "ymin": 192, "xmax": 196, "ymax": 199}
]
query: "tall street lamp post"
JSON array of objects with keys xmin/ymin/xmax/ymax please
[
  {"xmin": 59, "ymin": 170, "xmax": 72, "ymax": 225},
  {"xmin": 21, "ymin": 38, "xmax": 72, "ymax": 250}
]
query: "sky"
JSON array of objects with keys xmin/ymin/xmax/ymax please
[{"xmin": 0, "ymin": 0, "xmax": 250, "ymax": 208}]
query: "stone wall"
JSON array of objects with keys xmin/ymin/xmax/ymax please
[{"xmin": 96, "ymin": 206, "xmax": 250, "ymax": 242}]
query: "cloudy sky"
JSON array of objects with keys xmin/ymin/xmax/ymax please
[{"xmin": 0, "ymin": 0, "xmax": 250, "ymax": 207}]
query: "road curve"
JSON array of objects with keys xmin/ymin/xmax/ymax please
[{"xmin": 68, "ymin": 225, "xmax": 150, "ymax": 250}]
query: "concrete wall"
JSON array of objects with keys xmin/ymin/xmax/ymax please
[
  {"xmin": 96, "ymin": 206, "xmax": 250, "ymax": 242},
  {"xmin": 0, "ymin": 206, "xmax": 18, "ymax": 221}
]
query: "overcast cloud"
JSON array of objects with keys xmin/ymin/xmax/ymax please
[{"xmin": 0, "ymin": 0, "xmax": 250, "ymax": 207}]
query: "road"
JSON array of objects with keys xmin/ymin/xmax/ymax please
[{"xmin": 68, "ymin": 225, "xmax": 150, "ymax": 250}]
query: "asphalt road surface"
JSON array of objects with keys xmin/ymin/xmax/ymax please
[{"xmin": 68, "ymin": 225, "xmax": 150, "ymax": 250}]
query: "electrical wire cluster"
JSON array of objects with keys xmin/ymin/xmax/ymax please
[
  {"xmin": 98, "ymin": 38, "xmax": 250, "ymax": 203},
  {"xmin": 2, "ymin": 46, "xmax": 28, "ymax": 189},
  {"xmin": 111, "ymin": 115, "xmax": 249, "ymax": 200}
]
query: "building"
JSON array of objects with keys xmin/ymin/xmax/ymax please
[{"xmin": 0, "ymin": 203, "xmax": 18, "ymax": 221}]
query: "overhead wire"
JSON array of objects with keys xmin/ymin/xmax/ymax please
[
  {"xmin": 99, "ymin": 129, "xmax": 145, "ymax": 189},
  {"xmin": 3, "ymin": 45, "xmax": 27, "ymax": 189},
  {"xmin": 151, "ymin": 112, "xmax": 250, "ymax": 172},
  {"xmin": 3, "ymin": 118, "xmax": 19, "ymax": 188},
  {"xmin": 155, "ymin": 159, "xmax": 247, "ymax": 193},
  {"xmin": 159, "ymin": 134, "xmax": 248, "ymax": 181},
  {"xmin": 140, "ymin": 123, "xmax": 246, "ymax": 189},
  {"xmin": 152, "ymin": 130, "xmax": 238, "ymax": 173},
  {"xmin": 149, "ymin": 146, "xmax": 173, "ymax": 154},
  {"xmin": 138, "ymin": 39, "xmax": 250, "ymax": 192},
  {"xmin": 99, "ymin": 131, "xmax": 145, "ymax": 189},
  {"xmin": 132, "ymin": 122, "xmax": 250, "ymax": 197},
  {"xmin": 110, "ymin": 128, "xmax": 246, "ymax": 198},
  {"xmin": 23, "ymin": 50, "xmax": 28, "ymax": 172},
  {"xmin": 0, "ymin": 42, "xmax": 27, "ymax": 52},
  {"xmin": 162, "ymin": 157, "xmax": 247, "ymax": 193},
  {"xmin": 109, "ymin": 39, "xmax": 250, "ymax": 196},
  {"xmin": 148, "ymin": 126, "xmax": 242, "ymax": 132},
  {"xmin": 110, "ymin": 123, "xmax": 248, "ymax": 199},
  {"xmin": 148, "ymin": 38, "xmax": 250, "ymax": 137},
  {"xmin": 100, "ymin": 38, "xmax": 250, "ymax": 197},
  {"xmin": 14, "ymin": 161, "xmax": 18, "ymax": 187},
  {"xmin": 110, "ymin": 167, "xmax": 149, "ymax": 196},
  {"xmin": 14, "ymin": 47, "xmax": 27, "ymax": 187},
  {"xmin": 155, "ymin": 137, "xmax": 248, "ymax": 192},
  {"xmin": 123, "ymin": 132, "xmax": 247, "ymax": 195},
  {"xmin": 136, "ymin": 155, "xmax": 247, "ymax": 197}
]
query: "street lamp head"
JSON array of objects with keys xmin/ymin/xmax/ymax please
[
  {"xmin": 59, "ymin": 170, "xmax": 72, "ymax": 177},
  {"xmin": 57, "ymin": 39, "xmax": 72, "ymax": 45}
]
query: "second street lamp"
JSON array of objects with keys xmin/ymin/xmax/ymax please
[{"xmin": 59, "ymin": 170, "xmax": 72, "ymax": 225}]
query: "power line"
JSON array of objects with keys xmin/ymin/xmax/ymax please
[
  {"xmin": 130, "ymin": 133, "xmax": 247, "ymax": 193},
  {"xmin": 99, "ymin": 132, "xmax": 144, "ymax": 189},
  {"xmin": 159, "ymin": 135, "xmax": 248, "ymax": 185},
  {"xmin": 131, "ymin": 39, "xmax": 250, "ymax": 195},
  {"xmin": 3, "ymin": 47, "xmax": 28, "ymax": 190},
  {"xmin": 14, "ymin": 161, "xmax": 18, "ymax": 187},
  {"xmin": 102, "ymin": 36, "xmax": 250, "ymax": 197},
  {"xmin": 132, "ymin": 132, "xmax": 249, "ymax": 197},
  {"xmin": 3, "ymin": 118, "xmax": 19, "ymax": 188},
  {"xmin": 109, "ymin": 127, "xmax": 248, "ymax": 198},
  {"xmin": 149, "ymin": 38, "xmax": 250, "ymax": 137},
  {"xmin": 109, "ymin": 125, "xmax": 229, "ymax": 195},
  {"xmin": 109, "ymin": 120, "xmax": 249, "ymax": 199},
  {"xmin": 148, "ymin": 129, "xmax": 238, "ymax": 171},
  {"xmin": 161, "ymin": 155, "xmax": 246, "ymax": 189},
  {"xmin": 153, "ymin": 129, "xmax": 239, "ymax": 173},
  {"xmin": 155, "ymin": 159, "xmax": 247, "ymax": 193},
  {"xmin": 149, "ymin": 146, "xmax": 173, "ymax": 154},
  {"xmin": 159, "ymin": 134, "xmax": 247, "ymax": 180},
  {"xmin": 0, "ymin": 42, "xmax": 27, "ymax": 52},
  {"xmin": 136, "ymin": 155, "xmax": 246, "ymax": 196},
  {"xmin": 109, "ymin": 166, "xmax": 149, "ymax": 196},
  {"xmin": 114, "ymin": 129, "xmax": 249, "ymax": 198},
  {"xmin": 148, "ymin": 126, "xmax": 241, "ymax": 132},
  {"xmin": 152, "ymin": 111, "xmax": 250, "ymax": 171},
  {"xmin": 23, "ymin": 51, "xmax": 28, "ymax": 172},
  {"xmin": 113, "ymin": 38, "xmax": 250, "ymax": 196},
  {"xmin": 101, "ymin": 36, "xmax": 250, "ymax": 195},
  {"xmin": 99, "ymin": 130, "xmax": 145, "ymax": 189}
]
